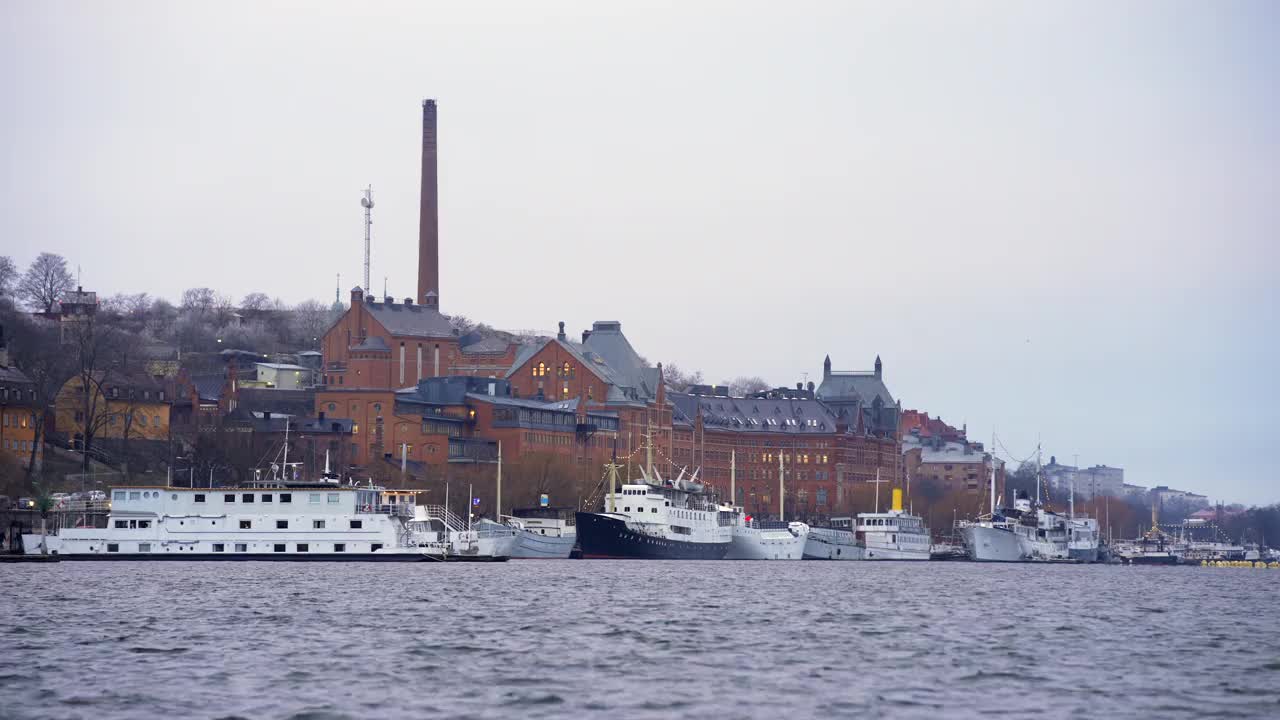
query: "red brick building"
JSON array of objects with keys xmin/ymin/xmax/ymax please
[{"xmin": 670, "ymin": 384, "xmax": 900, "ymax": 522}]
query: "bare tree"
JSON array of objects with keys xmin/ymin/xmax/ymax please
[
  {"xmin": 729, "ymin": 375, "xmax": 770, "ymax": 396},
  {"xmin": 60, "ymin": 315, "xmax": 133, "ymax": 472},
  {"xmin": 291, "ymin": 299, "xmax": 330, "ymax": 348},
  {"xmin": 180, "ymin": 287, "xmax": 218, "ymax": 315},
  {"xmin": 662, "ymin": 363, "xmax": 704, "ymax": 392},
  {"xmin": 240, "ymin": 292, "xmax": 272, "ymax": 313},
  {"xmin": 146, "ymin": 298, "xmax": 178, "ymax": 338},
  {"xmin": 0, "ymin": 255, "xmax": 16, "ymax": 298},
  {"xmin": 17, "ymin": 253, "xmax": 74, "ymax": 314}
]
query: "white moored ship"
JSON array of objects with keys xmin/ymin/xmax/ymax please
[
  {"xmin": 24, "ymin": 483, "xmax": 448, "ymax": 561},
  {"xmin": 959, "ymin": 516, "xmax": 1023, "ymax": 562},
  {"xmin": 803, "ymin": 517, "xmax": 864, "ymax": 560},
  {"xmin": 959, "ymin": 458, "xmax": 1023, "ymax": 562},
  {"xmin": 725, "ymin": 514, "xmax": 809, "ymax": 560},
  {"xmin": 723, "ymin": 450, "xmax": 808, "ymax": 560},
  {"xmin": 505, "ymin": 507, "xmax": 577, "ymax": 559},
  {"xmin": 857, "ymin": 488, "xmax": 931, "ymax": 561}
]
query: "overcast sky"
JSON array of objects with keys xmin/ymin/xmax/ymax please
[{"xmin": 2, "ymin": 1, "xmax": 1276, "ymax": 504}]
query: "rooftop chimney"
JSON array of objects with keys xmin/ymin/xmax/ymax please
[
  {"xmin": 557, "ymin": 321, "xmax": 566, "ymax": 342},
  {"xmin": 417, "ymin": 99, "xmax": 440, "ymax": 309}
]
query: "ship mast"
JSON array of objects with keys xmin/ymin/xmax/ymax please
[
  {"xmin": 730, "ymin": 449, "xmax": 736, "ymax": 508},
  {"xmin": 874, "ymin": 467, "xmax": 881, "ymax": 514},
  {"xmin": 989, "ymin": 431, "xmax": 997, "ymax": 516},
  {"xmin": 645, "ymin": 422, "xmax": 655, "ymax": 480},
  {"xmin": 606, "ymin": 457, "xmax": 620, "ymax": 513},
  {"xmin": 777, "ymin": 453, "xmax": 785, "ymax": 521},
  {"xmin": 496, "ymin": 440, "xmax": 503, "ymax": 519}
]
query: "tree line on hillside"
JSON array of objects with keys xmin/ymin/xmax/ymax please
[{"xmin": 1, "ymin": 252, "xmax": 349, "ymax": 355}]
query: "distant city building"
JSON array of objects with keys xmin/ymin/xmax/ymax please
[
  {"xmin": 1150, "ymin": 485, "xmax": 1210, "ymax": 509},
  {"xmin": 898, "ymin": 409, "xmax": 966, "ymax": 443},
  {"xmin": 0, "ymin": 325, "xmax": 39, "ymax": 466},
  {"xmin": 250, "ymin": 363, "xmax": 313, "ymax": 391},
  {"xmin": 1042, "ymin": 456, "xmax": 1125, "ymax": 498},
  {"xmin": 901, "ymin": 433, "xmax": 1002, "ymax": 495}
]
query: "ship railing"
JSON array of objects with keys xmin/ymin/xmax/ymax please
[
  {"xmin": 420, "ymin": 504, "xmax": 468, "ymax": 532},
  {"xmin": 356, "ymin": 503, "xmax": 415, "ymax": 517}
]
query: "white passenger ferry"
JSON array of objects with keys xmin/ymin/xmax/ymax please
[
  {"xmin": 23, "ymin": 483, "xmax": 448, "ymax": 561},
  {"xmin": 856, "ymin": 488, "xmax": 931, "ymax": 561}
]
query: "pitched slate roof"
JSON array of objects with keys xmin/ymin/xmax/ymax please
[
  {"xmin": 364, "ymin": 301, "xmax": 455, "ymax": 339},
  {"xmin": 816, "ymin": 372, "xmax": 895, "ymax": 408},
  {"xmin": 459, "ymin": 334, "xmax": 510, "ymax": 354},
  {"xmin": 190, "ymin": 374, "xmax": 225, "ymax": 402},
  {"xmin": 351, "ymin": 335, "xmax": 390, "ymax": 352},
  {"xmin": 506, "ymin": 322, "xmax": 658, "ymax": 404},
  {"xmin": 670, "ymin": 392, "xmax": 841, "ymax": 434}
]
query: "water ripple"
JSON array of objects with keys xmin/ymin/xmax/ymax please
[{"xmin": 0, "ymin": 562, "xmax": 1276, "ymax": 719}]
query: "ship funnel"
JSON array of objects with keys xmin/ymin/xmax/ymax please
[{"xmin": 891, "ymin": 488, "xmax": 903, "ymax": 512}]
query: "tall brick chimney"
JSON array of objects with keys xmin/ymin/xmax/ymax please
[{"xmin": 417, "ymin": 99, "xmax": 439, "ymax": 309}]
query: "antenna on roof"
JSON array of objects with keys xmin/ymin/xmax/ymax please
[
  {"xmin": 361, "ymin": 185, "xmax": 374, "ymax": 295},
  {"xmin": 335, "ymin": 273, "xmax": 340, "ymax": 304}
]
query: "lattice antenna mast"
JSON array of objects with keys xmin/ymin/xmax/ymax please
[{"xmin": 361, "ymin": 185, "xmax": 375, "ymax": 294}]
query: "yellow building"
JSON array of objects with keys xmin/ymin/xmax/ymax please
[{"xmin": 55, "ymin": 372, "xmax": 172, "ymax": 443}]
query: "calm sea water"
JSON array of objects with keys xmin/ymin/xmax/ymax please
[{"xmin": 1, "ymin": 561, "xmax": 1277, "ymax": 719}]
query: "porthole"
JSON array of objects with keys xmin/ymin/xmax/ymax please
[{"xmin": 171, "ymin": 494, "xmax": 178, "ymax": 500}]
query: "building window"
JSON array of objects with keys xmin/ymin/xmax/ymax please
[
  {"xmin": 277, "ymin": 520, "xmax": 288, "ymax": 529},
  {"xmin": 334, "ymin": 543, "xmax": 346, "ymax": 552},
  {"xmin": 274, "ymin": 544, "xmax": 286, "ymax": 553},
  {"xmin": 313, "ymin": 520, "xmax": 325, "ymax": 529},
  {"xmin": 350, "ymin": 520, "xmax": 363, "ymax": 529},
  {"xmin": 194, "ymin": 494, "xmax": 206, "ymax": 503},
  {"xmin": 240, "ymin": 520, "xmax": 252, "ymax": 529}
]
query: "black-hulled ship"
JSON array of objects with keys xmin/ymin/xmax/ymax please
[{"xmin": 576, "ymin": 462, "xmax": 733, "ymax": 560}]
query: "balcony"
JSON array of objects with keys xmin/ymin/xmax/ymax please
[{"xmin": 447, "ymin": 437, "xmax": 498, "ymax": 463}]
